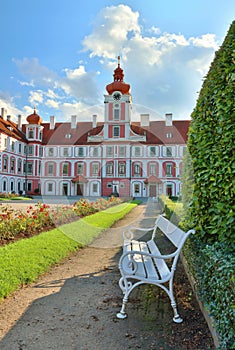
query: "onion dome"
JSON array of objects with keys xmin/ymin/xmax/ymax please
[
  {"xmin": 106, "ymin": 56, "xmax": 130, "ymax": 95},
  {"xmin": 26, "ymin": 108, "xmax": 42, "ymax": 125}
]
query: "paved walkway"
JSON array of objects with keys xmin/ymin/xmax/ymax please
[{"xmin": 0, "ymin": 201, "xmax": 215, "ymax": 350}]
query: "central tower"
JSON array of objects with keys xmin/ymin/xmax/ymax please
[{"xmin": 103, "ymin": 56, "xmax": 132, "ymax": 140}]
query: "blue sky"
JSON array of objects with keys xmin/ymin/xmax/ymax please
[{"xmin": 0, "ymin": 0, "xmax": 234, "ymax": 123}]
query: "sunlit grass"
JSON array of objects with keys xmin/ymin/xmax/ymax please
[{"xmin": 0, "ymin": 202, "xmax": 137, "ymax": 300}]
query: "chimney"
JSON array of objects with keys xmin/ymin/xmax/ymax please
[
  {"xmin": 140, "ymin": 114, "xmax": 150, "ymax": 127},
  {"xmin": 1, "ymin": 108, "xmax": 7, "ymax": 120},
  {"xmin": 7, "ymin": 115, "xmax": 11, "ymax": 122},
  {"xmin": 165, "ymin": 113, "xmax": 173, "ymax": 126},
  {"xmin": 18, "ymin": 115, "xmax": 22, "ymax": 130},
  {"xmin": 71, "ymin": 115, "xmax": 77, "ymax": 129},
  {"xmin": 50, "ymin": 116, "xmax": 55, "ymax": 130},
  {"xmin": 92, "ymin": 114, "xmax": 97, "ymax": 128}
]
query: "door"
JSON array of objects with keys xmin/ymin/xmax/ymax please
[
  {"xmin": 149, "ymin": 184, "xmax": 156, "ymax": 197},
  {"xmin": 63, "ymin": 183, "xmax": 68, "ymax": 196},
  {"xmin": 76, "ymin": 184, "xmax": 83, "ymax": 195}
]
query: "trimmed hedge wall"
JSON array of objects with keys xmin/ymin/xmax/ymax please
[{"xmin": 185, "ymin": 21, "xmax": 235, "ymax": 250}]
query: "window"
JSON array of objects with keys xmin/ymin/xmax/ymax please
[
  {"xmin": 77, "ymin": 163, "xmax": 84, "ymax": 175},
  {"xmin": 3, "ymin": 157, "xmax": 8, "ymax": 171},
  {"xmin": 10, "ymin": 158, "xmax": 15, "ymax": 172},
  {"xmin": 3, "ymin": 181, "xmax": 6, "ymax": 191},
  {"xmin": 27, "ymin": 163, "xmax": 33, "ymax": 175},
  {"xmin": 113, "ymin": 126, "xmax": 120, "ymax": 137},
  {"xmin": 166, "ymin": 163, "xmax": 173, "ymax": 176},
  {"xmin": 28, "ymin": 128, "xmax": 34, "ymax": 139},
  {"xmin": 78, "ymin": 147, "xmax": 84, "ymax": 157},
  {"xmin": 38, "ymin": 161, "xmax": 41, "ymax": 175},
  {"xmin": 63, "ymin": 163, "xmax": 69, "ymax": 175},
  {"xmin": 149, "ymin": 146, "xmax": 156, "ymax": 156},
  {"xmin": 120, "ymin": 182, "xmax": 125, "ymax": 188},
  {"xmin": 39, "ymin": 146, "xmax": 43, "ymax": 157},
  {"xmin": 107, "ymin": 146, "xmax": 114, "ymax": 157},
  {"xmin": 166, "ymin": 147, "xmax": 172, "ymax": 157},
  {"xmin": 18, "ymin": 144, "xmax": 22, "ymax": 154},
  {"xmin": 107, "ymin": 183, "xmax": 112, "ymax": 188},
  {"xmin": 92, "ymin": 183, "xmax": 98, "ymax": 193},
  {"xmin": 119, "ymin": 146, "xmax": 125, "ymax": 157},
  {"xmin": 10, "ymin": 181, "xmax": 14, "ymax": 192},
  {"xmin": 134, "ymin": 163, "xmax": 141, "ymax": 176},
  {"xmin": 28, "ymin": 146, "xmax": 33, "ymax": 156},
  {"xmin": 166, "ymin": 133, "xmax": 172, "ymax": 138},
  {"xmin": 106, "ymin": 162, "xmax": 113, "ymax": 176},
  {"xmin": 48, "ymin": 148, "xmax": 54, "ymax": 157},
  {"xmin": 48, "ymin": 183, "xmax": 53, "ymax": 192},
  {"xmin": 118, "ymin": 162, "xmax": 126, "ymax": 176},
  {"xmin": 134, "ymin": 146, "xmax": 141, "ymax": 157},
  {"xmin": 92, "ymin": 163, "xmax": 99, "ymax": 176},
  {"xmin": 18, "ymin": 159, "xmax": 22, "ymax": 173},
  {"xmin": 48, "ymin": 163, "xmax": 54, "ymax": 175},
  {"xmin": 134, "ymin": 184, "xmax": 140, "ymax": 193},
  {"xmin": 90, "ymin": 147, "xmax": 98, "ymax": 157},
  {"xmin": 63, "ymin": 147, "xmax": 69, "ymax": 157},
  {"xmin": 150, "ymin": 163, "xmax": 156, "ymax": 175},
  {"xmin": 113, "ymin": 105, "xmax": 120, "ymax": 120},
  {"xmin": 93, "ymin": 148, "xmax": 99, "ymax": 157},
  {"xmin": 11, "ymin": 141, "xmax": 15, "ymax": 152}
]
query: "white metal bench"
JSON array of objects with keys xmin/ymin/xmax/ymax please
[{"xmin": 117, "ymin": 215, "xmax": 195, "ymax": 323}]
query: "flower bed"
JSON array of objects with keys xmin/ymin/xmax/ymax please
[{"xmin": 0, "ymin": 197, "xmax": 122, "ymax": 245}]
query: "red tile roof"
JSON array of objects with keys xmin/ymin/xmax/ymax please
[{"xmin": 0, "ymin": 117, "xmax": 27, "ymax": 142}]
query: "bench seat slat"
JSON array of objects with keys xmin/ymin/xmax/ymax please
[
  {"xmin": 138, "ymin": 241, "xmax": 159, "ymax": 279},
  {"xmin": 147, "ymin": 240, "xmax": 170, "ymax": 279}
]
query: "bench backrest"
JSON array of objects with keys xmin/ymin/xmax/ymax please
[{"xmin": 153, "ymin": 215, "xmax": 188, "ymax": 248}]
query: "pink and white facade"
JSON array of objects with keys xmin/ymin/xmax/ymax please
[{"xmin": 0, "ymin": 59, "xmax": 190, "ymax": 198}]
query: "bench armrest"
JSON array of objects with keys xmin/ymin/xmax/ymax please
[{"xmin": 122, "ymin": 226, "xmax": 155, "ymax": 241}]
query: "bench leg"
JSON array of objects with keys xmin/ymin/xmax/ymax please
[
  {"xmin": 171, "ymin": 301, "xmax": 183, "ymax": 323},
  {"xmin": 117, "ymin": 295, "xmax": 128, "ymax": 319}
]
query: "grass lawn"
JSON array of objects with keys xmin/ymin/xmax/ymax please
[
  {"xmin": 0, "ymin": 202, "xmax": 137, "ymax": 301},
  {"xmin": 0, "ymin": 196, "xmax": 32, "ymax": 201}
]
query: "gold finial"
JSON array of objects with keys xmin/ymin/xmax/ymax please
[
  {"xmin": 118, "ymin": 55, "xmax": 120, "ymax": 66},
  {"xmin": 34, "ymin": 106, "xmax": 36, "ymax": 114}
]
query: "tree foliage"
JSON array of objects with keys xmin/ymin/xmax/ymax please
[{"xmin": 186, "ymin": 21, "xmax": 235, "ymax": 248}]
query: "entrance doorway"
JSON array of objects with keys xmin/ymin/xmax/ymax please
[
  {"xmin": 63, "ymin": 183, "xmax": 68, "ymax": 196},
  {"xmin": 149, "ymin": 184, "xmax": 157, "ymax": 197},
  {"xmin": 166, "ymin": 184, "xmax": 173, "ymax": 197},
  {"xmin": 76, "ymin": 184, "xmax": 84, "ymax": 195}
]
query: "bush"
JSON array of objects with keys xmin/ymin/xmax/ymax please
[{"xmin": 183, "ymin": 239, "xmax": 235, "ymax": 349}]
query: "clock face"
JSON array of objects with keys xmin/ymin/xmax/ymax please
[{"xmin": 113, "ymin": 92, "xmax": 121, "ymax": 101}]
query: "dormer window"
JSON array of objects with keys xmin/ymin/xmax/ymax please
[{"xmin": 28, "ymin": 128, "xmax": 34, "ymax": 139}]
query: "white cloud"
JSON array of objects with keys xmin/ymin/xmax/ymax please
[
  {"xmin": 189, "ymin": 34, "xmax": 218, "ymax": 49},
  {"xmin": 29, "ymin": 90, "xmax": 44, "ymax": 105},
  {"xmin": 82, "ymin": 4, "xmax": 140, "ymax": 59},
  {"xmin": 82, "ymin": 5, "xmax": 218, "ymax": 118},
  {"xmin": 45, "ymin": 99, "xmax": 59, "ymax": 109}
]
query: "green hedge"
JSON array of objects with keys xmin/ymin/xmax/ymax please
[
  {"xmin": 162, "ymin": 196, "xmax": 235, "ymax": 349},
  {"xmin": 186, "ymin": 21, "xmax": 235, "ymax": 249}
]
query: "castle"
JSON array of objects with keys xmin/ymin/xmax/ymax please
[{"xmin": 0, "ymin": 58, "xmax": 190, "ymax": 198}]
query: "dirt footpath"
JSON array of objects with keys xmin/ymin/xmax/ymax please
[{"xmin": 0, "ymin": 203, "xmax": 215, "ymax": 350}]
